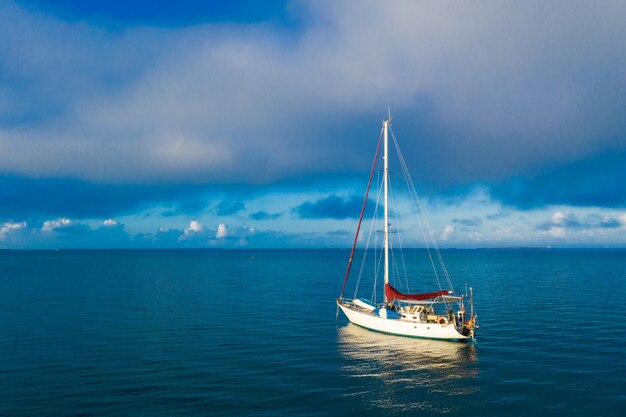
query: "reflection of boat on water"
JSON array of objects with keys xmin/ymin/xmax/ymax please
[
  {"xmin": 339, "ymin": 323, "xmax": 477, "ymax": 378},
  {"xmin": 337, "ymin": 114, "xmax": 478, "ymax": 341},
  {"xmin": 338, "ymin": 323, "xmax": 479, "ymax": 403}
]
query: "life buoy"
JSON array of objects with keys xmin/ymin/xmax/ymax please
[{"xmin": 437, "ymin": 316, "xmax": 448, "ymax": 326}]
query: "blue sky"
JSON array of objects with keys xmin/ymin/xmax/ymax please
[{"xmin": 1, "ymin": 0, "xmax": 625, "ymax": 249}]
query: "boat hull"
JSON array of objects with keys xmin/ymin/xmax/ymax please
[{"xmin": 338, "ymin": 301, "xmax": 470, "ymax": 342}]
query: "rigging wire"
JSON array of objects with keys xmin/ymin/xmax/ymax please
[
  {"xmin": 388, "ymin": 175, "xmax": 410, "ymax": 292},
  {"xmin": 389, "ymin": 238, "xmax": 404, "ymax": 294},
  {"xmin": 368, "ymin": 169, "xmax": 385, "ymax": 303},
  {"xmin": 340, "ymin": 127, "xmax": 383, "ymax": 298},
  {"xmin": 374, "ymin": 165, "xmax": 379, "ymax": 297},
  {"xmin": 371, "ymin": 246, "xmax": 385, "ymax": 303},
  {"xmin": 389, "ymin": 126, "xmax": 451, "ymax": 293},
  {"xmin": 390, "ymin": 129, "xmax": 443, "ymax": 290},
  {"xmin": 353, "ymin": 177, "xmax": 383, "ymax": 299}
]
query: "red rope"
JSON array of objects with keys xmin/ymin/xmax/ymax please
[{"xmin": 340, "ymin": 128, "xmax": 383, "ymax": 298}]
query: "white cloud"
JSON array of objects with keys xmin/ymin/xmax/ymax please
[
  {"xmin": 620, "ymin": 214, "xmax": 626, "ymax": 227},
  {"xmin": 551, "ymin": 211, "xmax": 567, "ymax": 225},
  {"xmin": 549, "ymin": 227, "xmax": 566, "ymax": 238},
  {"xmin": 216, "ymin": 223, "xmax": 228, "ymax": 239},
  {"xmin": 103, "ymin": 218, "xmax": 119, "ymax": 227},
  {"xmin": 439, "ymin": 225, "xmax": 454, "ymax": 241},
  {"xmin": 41, "ymin": 218, "xmax": 74, "ymax": 232},
  {"xmin": 0, "ymin": 221, "xmax": 26, "ymax": 240},
  {"xmin": 185, "ymin": 220, "xmax": 203, "ymax": 234}
]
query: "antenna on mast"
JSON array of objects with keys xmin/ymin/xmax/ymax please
[{"xmin": 387, "ymin": 106, "xmax": 392, "ymax": 123}]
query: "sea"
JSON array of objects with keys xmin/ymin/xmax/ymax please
[{"xmin": 1, "ymin": 249, "xmax": 625, "ymax": 417}]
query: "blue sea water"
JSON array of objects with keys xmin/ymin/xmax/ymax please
[{"xmin": 1, "ymin": 249, "xmax": 625, "ymax": 416}]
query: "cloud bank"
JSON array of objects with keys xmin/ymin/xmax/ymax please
[{"xmin": 1, "ymin": 0, "xmax": 625, "ymax": 186}]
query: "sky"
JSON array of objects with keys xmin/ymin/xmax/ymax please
[{"xmin": 1, "ymin": 0, "xmax": 625, "ymax": 249}]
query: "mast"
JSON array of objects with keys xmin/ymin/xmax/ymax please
[{"xmin": 383, "ymin": 118, "xmax": 390, "ymax": 301}]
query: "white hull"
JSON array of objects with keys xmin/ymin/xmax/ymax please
[{"xmin": 338, "ymin": 302, "xmax": 470, "ymax": 342}]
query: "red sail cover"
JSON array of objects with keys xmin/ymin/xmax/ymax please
[{"xmin": 385, "ymin": 283, "xmax": 450, "ymax": 301}]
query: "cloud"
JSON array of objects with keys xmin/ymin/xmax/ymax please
[
  {"xmin": 538, "ymin": 211, "xmax": 584, "ymax": 232},
  {"xmin": 439, "ymin": 225, "xmax": 454, "ymax": 241},
  {"xmin": 0, "ymin": 175, "xmax": 210, "ymax": 219},
  {"xmin": 539, "ymin": 211, "xmax": 624, "ymax": 239},
  {"xmin": 293, "ymin": 195, "xmax": 369, "ymax": 219},
  {"xmin": 548, "ymin": 227, "xmax": 566, "ymax": 239},
  {"xmin": 489, "ymin": 149, "xmax": 626, "ymax": 209},
  {"xmin": 103, "ymin": 218, "xmax": 119, "ymax": 227},
  {"xmin": 184, "ymin": 220, "xmax": 204, "ymax": 234},
  {"xmin": 206, "ymin": 224, "xmax": 299, "ymax": 247},
  {"xmin": 41, "ymin": 218, "xmax": 82, "ymax": 233},
  {"xmin": 249, "ymin": 210, "xmax": 281, "ymax": 220},
  {"xmin": 215, "ymin": 200, "xmax": 245, "ymax": 216},
  {"xmin": 39, "ymin": 217, "xmax": 128, "ymax": 245},
  {"xmin": 596, "ymin": 215, "xmax": 621, "ymax": 229},
  {"xmin": 551, "ymin": 211, "xmax": 566, "ymax": 225},
  {"xmin": 550, "ymin": 211, "xmax": 581, "ymax": 228},
  {"xmin": 2, "ymin": 217, "xmax": 130, "ymax": 248},
  {"xmin": 1, "ymin": 0, "xmax": 625, "ymax": 192},
  {"xmin": 25, "ymin": 1, "xmax": 289, "ymax": 26},
  {"xmin": 216, "ymin": 223, "xmax": 228, "ymax": 239},
  {"xmin": 153, "ymin": 226, "xmax": 183, "ymax": 247},
  {"xmin": 0, "ymin": 221, "xmax": 26, "ymax": 240},
  {"xmin": 453, "ymin": 217, "xmax": 483, "ymax": 227}
]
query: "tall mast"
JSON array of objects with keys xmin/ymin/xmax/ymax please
[{"xmin": 383, "ymin": 118, "xmax": 390, "ymax": 301}]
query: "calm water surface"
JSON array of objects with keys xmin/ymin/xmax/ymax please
[{"xmin": 1, "ymin": 249, "xmax": 625, "ymax": 416}]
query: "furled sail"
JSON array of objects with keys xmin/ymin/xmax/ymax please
[{"xmin": 384, "ymin": 283, "xmax": 450, "ymax": 301}]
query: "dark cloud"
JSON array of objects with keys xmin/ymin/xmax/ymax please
[
  {"xmin": 537, "ymin": 211, "xmax": 622, "ymax": 231},
  {"xmin": 30, "ymin": 220, "xmax": 131, "ymax": 248},
  {"xmin": 151, "ymin": 227, "xmax": 183, "ymax": 248},
  {"xmin": 453, "ymin": 217, "xmax": 483, "ymax": 227},
  {"xmin": 215, "ymin": 200, "xmax": 246, "ymax": 216},
  {"xmin": 486, "ymin": 212, "xmax": 510, "ymax": 221},
  {"xmin": 598, "ymin": 218, "xmax": 622, "ymax": 229},
  {"xmin": 490, "ymin": 149, "xmax": 626, "ymax": 209},
  {"xmin": 19, "ymin": 0, "xmax": 290, "ymax": 26},
  {"xmin": 249, "ymin": 211, "xmax": 280, "ymax": 220},
  {"xmin": 0, "ymin": 175, "xmax": 208, "ymax": 219},
  {"xmin": 537, "ymin": 212, "xmax": 582, "ymax": 231},
  {"xmin": 327, "ymin": 229, "xmax": 351, "ymax": 236},
  {"xmin": 583, "ymin": 214, "xmax": 622, "ymax": 229},
  {"xmin": 42, "ymin": 219, "xmax": 90, "ymax": 234},
  {"xmin": 0, "ymin": 174, "xmax": 358, "ymax": 221},
  {"xmin": 293, "ymin": 195, "xmax": 371, "ymax": 219}
]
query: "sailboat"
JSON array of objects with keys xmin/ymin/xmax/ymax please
[{"xmin": 336, "ymin": 115, "xmax": 477, "ymax": 342}]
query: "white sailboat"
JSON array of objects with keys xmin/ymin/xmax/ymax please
[{"xmin": 337, "ymin": 115, "xmax": 477, "ymax": 342}]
